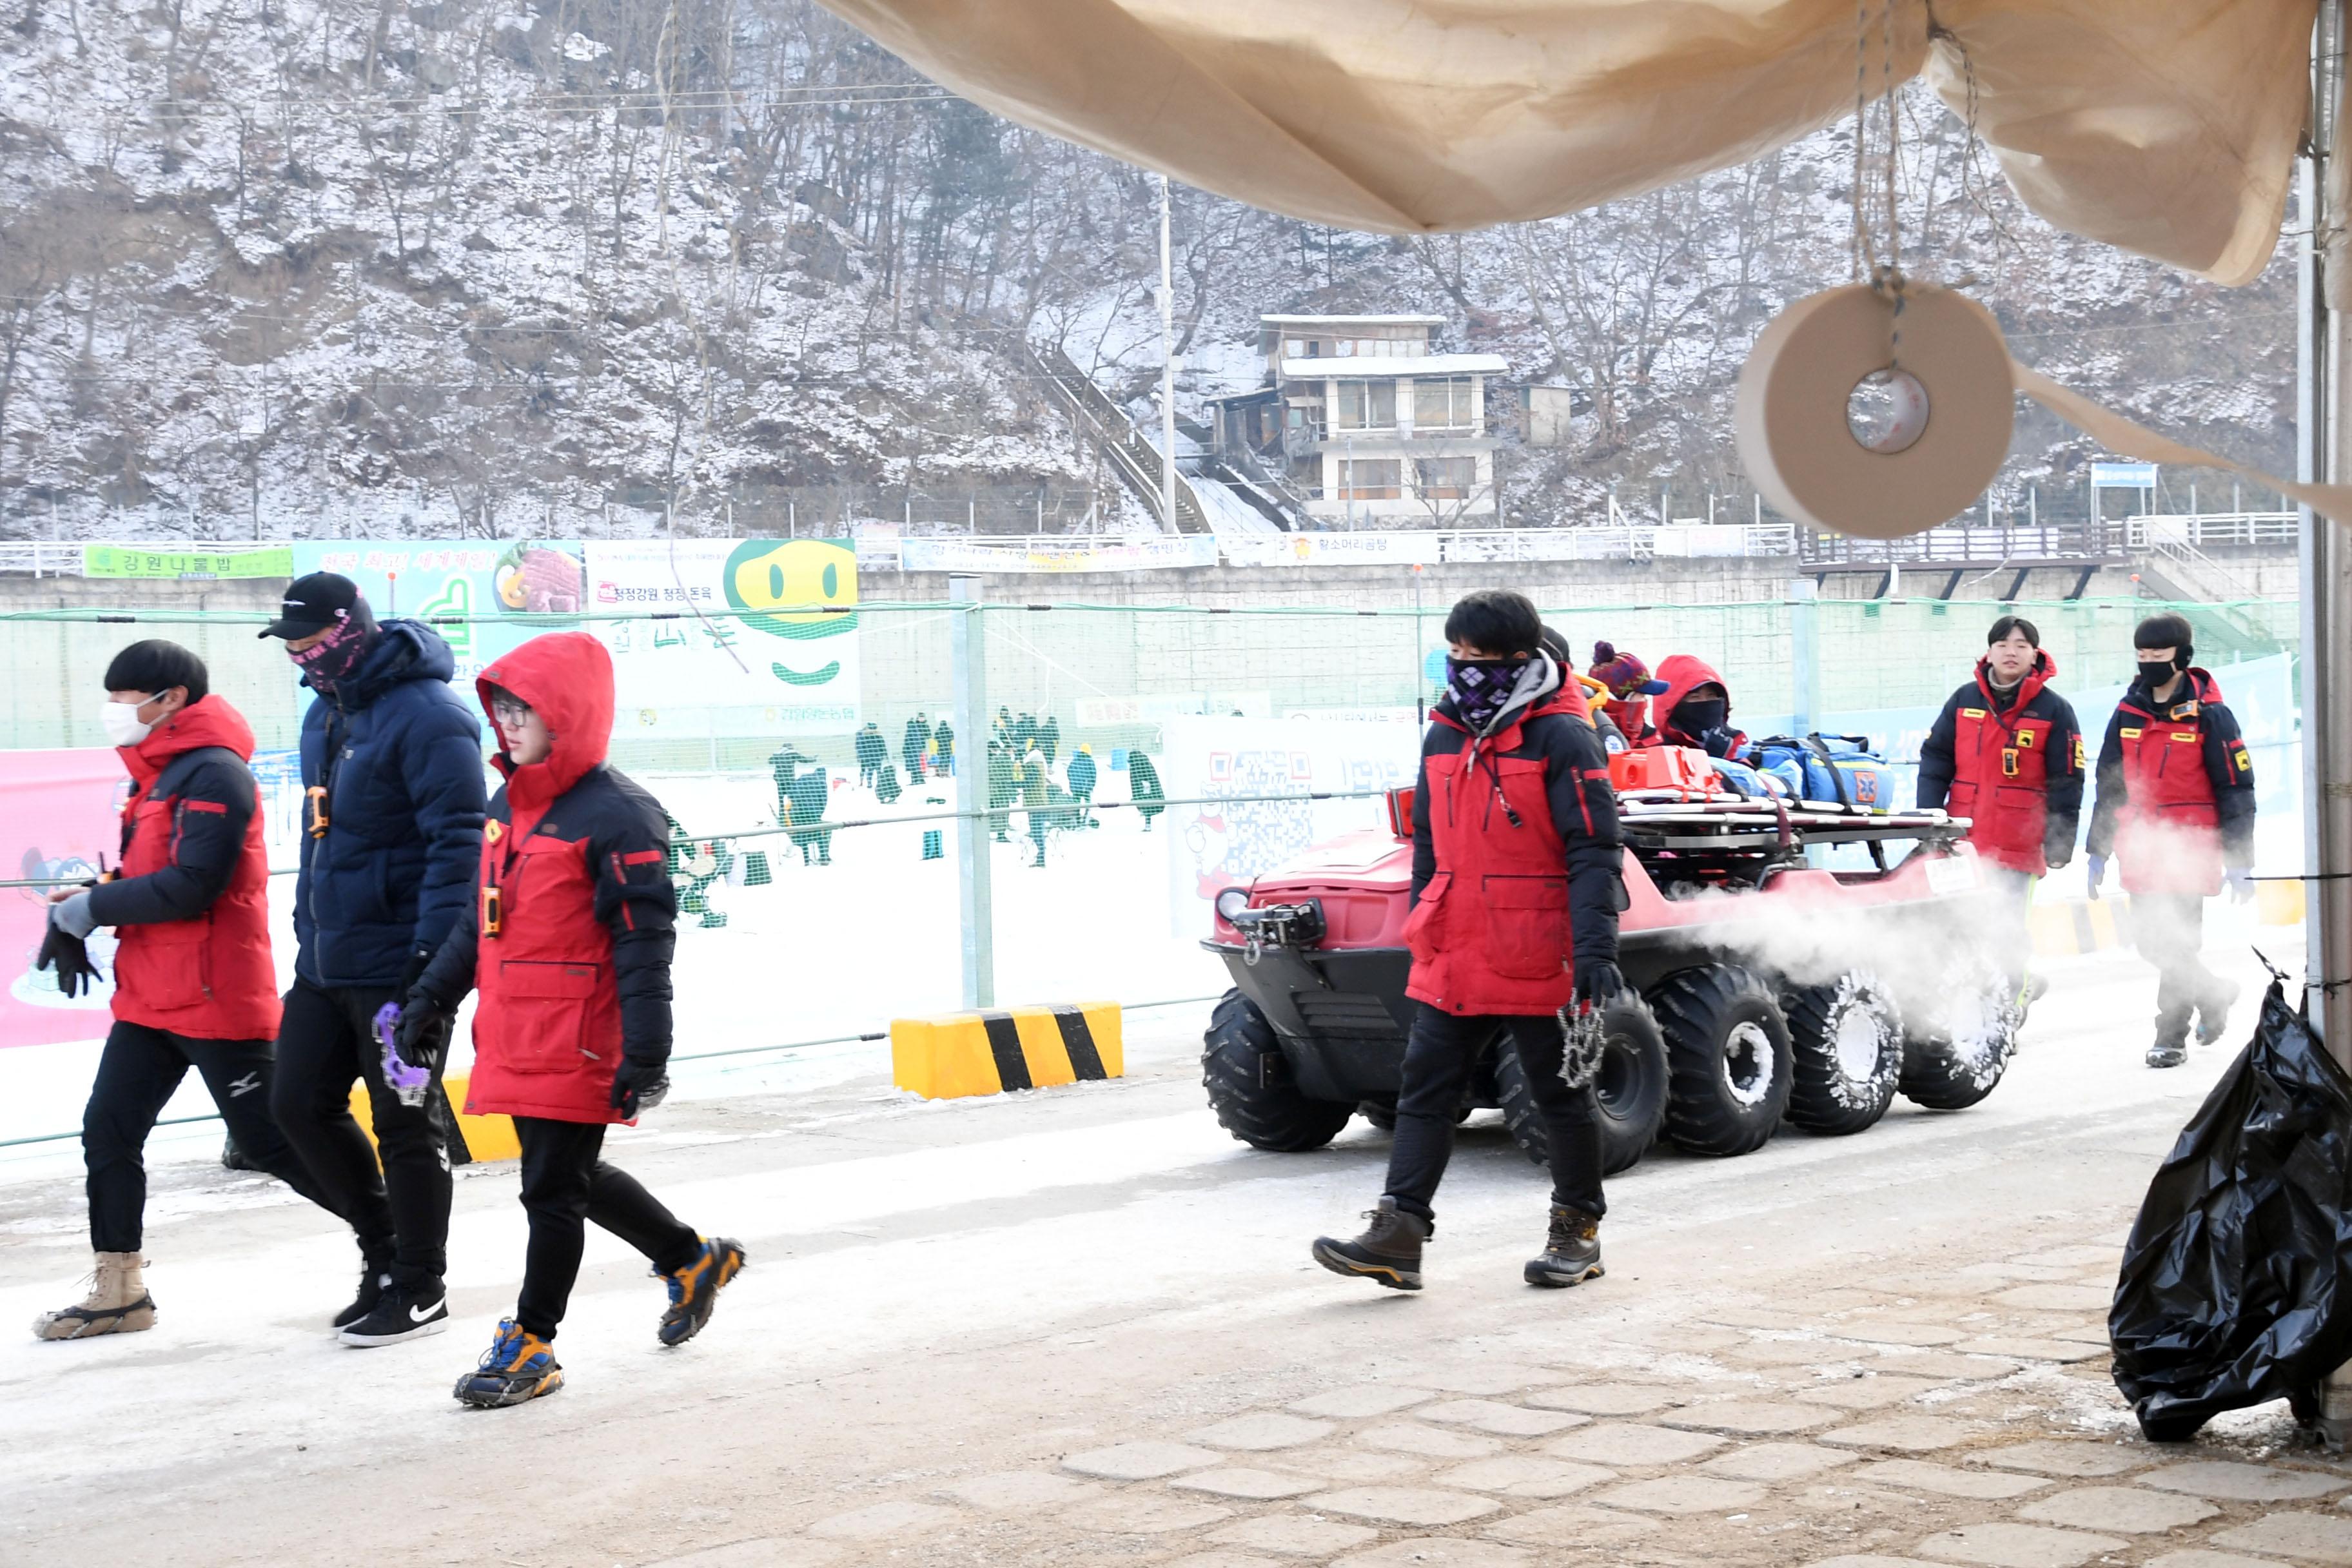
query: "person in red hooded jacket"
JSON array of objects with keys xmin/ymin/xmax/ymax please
[
  {"xmin": 401, "ymin": 632, "xmax": 745, "ymax": 1407},
  {"xmin": 33, "ymin": 642, "xmax": 338, "ymax": 1342},
  {"xmin": 1312, "ymin": 591, "xmax": 1625, "ymax": 1294},
  {"xmin": 2086, "ymin": 613, "xmax": 2257, "ymax": 1070},
  {"xmin": 1646, "ymin": 654, "xmax": 1747, "ymax": 758},
  {"xmin": 1916, "ymin": 616, "xmax": 2084, "ymax": 1006}
]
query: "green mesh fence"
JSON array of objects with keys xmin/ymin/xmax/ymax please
[{"xmin": 0, "ymin": 596, "xmax": 2301, "ymax": 756}]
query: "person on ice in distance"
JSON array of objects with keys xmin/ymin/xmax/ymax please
[
  {"xmin": 1645, "ymin": 654, "xmax": 1747, "ymax": 758},
  {"xmin": 1313, "ymin": 589, "xmax": 1625, "ymax": 1292},
  {"xmin": 1068, "ymin": 743, "xmax": 1099, "ymax": 825},
  {"xmin": 903, "ymin": 712, "xmax": 932, "ymax": 785},
  {"xmin": 398, "ymin": 632, "xmax": 746, "ymax": 1408},
  {"xmin": 259, "ymin": 573, "xmax": 485, "ymax": 1348},
  {"xmin": 34, "ymin": 642, "xmax": 342, "ymax": 1340},
  {"xmin": 1916, "ymin": 615, "xmax": 2082, "ymax": 1006},
  {"xmin": 2086, "ymin": 612, "xmax": 2257, "ymax": 1070}
]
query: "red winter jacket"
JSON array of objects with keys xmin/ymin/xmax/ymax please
[
  {"xmin": 1404, "ymin": 668, "xmax": 1625, "ymax": 1016},
  {"xmin": 2086, "ymin": 668, "xmax": 2256, "ymax": 897},
  {"xmin": 88, "ymin": 696, "xmax": 280, "ymax": 1041},
  {"xmin": 422, "ymin": 632, "xmax": 678, "ymax": 1123},
  {"xmin": 1646, "ymin": 654, "xmax": 1747, "ymax": 758},
  {"xmin": 1914, "ymin": 651, "xmax": 2085, "ymax": 876}
]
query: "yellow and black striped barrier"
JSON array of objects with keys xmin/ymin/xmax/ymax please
[{"xmin": 891, "ymin": 1003, "xmax": 1123, "ymax": 1100}]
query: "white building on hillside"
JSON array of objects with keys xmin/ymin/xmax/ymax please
[{"xmin": 1204, "ymin": 314, "xmax": 1506, "ymax": 525}]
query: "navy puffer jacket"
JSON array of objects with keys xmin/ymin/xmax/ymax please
[{"xmin": 294, "ymin": 620, "xmax": 487, "ymax": 988}]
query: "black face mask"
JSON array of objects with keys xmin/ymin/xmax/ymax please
[
  {"xmin": 1671, "ymin": 696, "xmax": 1728, "ymax": 738},
  {"xmin": 2137, "ymin": 657, "xmax": 2183, "ymax": 685}
]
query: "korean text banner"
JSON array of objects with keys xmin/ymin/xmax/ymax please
[
  {"xmin": 289, "ymin": 540, "xmax": 589, "ymax": 691},
  {"xmin": 583, "ymin": 539, "xmax": 861, "ymax": 736}
]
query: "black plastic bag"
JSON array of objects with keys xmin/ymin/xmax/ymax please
[{"xmin": 2110, "ymin": 974, "xmax": 2352, "ymax": 1442}]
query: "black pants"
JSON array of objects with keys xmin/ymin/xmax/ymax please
[
  {"xmin": 1386, "ymin": 1004, "xmax": 1605, "ymax": 1226},
  {"xmin": 82, "ymin": 1021, "xmax": 338, "ymax": 1253},
  {"xmin": 514, "ymin": 1117, "xmax": 701, "ymax": 1339},
  {"xmin": 2134, "ymin": 892, "xmax": 2226, "ymax": 1044},
  {"xmin": 270, "ymin": 979, "xmax": 453, "ymax": 1289},
  {"xmin": 1984, "ymin": 865, "xmax": 2039, "ymax": 998}
]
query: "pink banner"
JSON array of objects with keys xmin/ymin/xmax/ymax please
[{"xmin": 2, "ymin": 749, "xmax": 126, "ymax": 1047}]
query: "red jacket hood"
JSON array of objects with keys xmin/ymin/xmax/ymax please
[
  {"xmin": 1974, "ymin": 648, "xmax": 2057, "ymax": 710},
  {"xmin": 122, "ymin": 694, "xmax": 256, "ymax": 789},
  {"xmin": 1653, "ymin": 654, "xmax": 1729, "ymax": 727},
  {"xmin": 478, "ymin": 632, "xmax": 614, "ymax": 818}
]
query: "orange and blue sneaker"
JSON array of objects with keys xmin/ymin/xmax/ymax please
[
  {"xmin": 453, "ymin": 1318, "xmax": 564, "ymax": 1408},
  {"xmin": 657, "ymin": 1237, "xmax": 746, "ymax": 1347}
]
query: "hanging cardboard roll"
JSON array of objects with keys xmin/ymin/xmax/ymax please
[{"xmin": 1736, "ymin": 283, "xmax": 2014, "ymax": 540}]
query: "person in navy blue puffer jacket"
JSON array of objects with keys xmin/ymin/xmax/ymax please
[{"xmin": 261, "ymin": 571, "xmax": 487, "ymax": 1347}]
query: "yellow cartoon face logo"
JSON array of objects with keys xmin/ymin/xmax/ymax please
[
  {"xmin": 721, "ymin": 538, "xmax": 858, "ymax": 689},
  {"xmin": 723, "ymin": 539, "xmax": 858, "ymax": 639}
]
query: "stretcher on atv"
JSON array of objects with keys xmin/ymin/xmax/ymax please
[{"xmin": 1200, "ymin": 753, "xmax": 2021, "ymax": 1174}]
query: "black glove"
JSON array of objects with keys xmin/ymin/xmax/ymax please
[
  {"xmin": 611, "ymin": 1055, "xmax": 671, "ymax": 1120},
  {"xmin": 395, "ymin": 944, "xmax": 433, "ymax": 1001},
  {"xmin": 1571, "ymin": 956, "xmax": 1625, "ymax": 1011},
  {"xmin": 35, "ymin": 922, "xmax": 102, "ymax": 999},
  {"xmin": 394, "ymin": 989, "xmax": 455, "ymax": 1072},
  {"xmin": 1698, "ymin": 727, "xmax": 1739, "ymax": 760}
]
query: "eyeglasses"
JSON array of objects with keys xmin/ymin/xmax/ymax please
[{"xmin": 490, "ymin": 696, "xmax": 533, "ymax": 726}]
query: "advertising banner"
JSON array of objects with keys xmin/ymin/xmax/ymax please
[
  {"xmin": 1221, "ymin": 533, "xmax": 1444, "ymax": 567},
  {"xmin": 1157, "ymin": 716, "xmax": 1420, "ymax": 936},
  {"xmin": 83, "ymin": 544, "xmax": 295, "ymax": 579},
  {"xmin": 290, "ymin": 540, "xmax": 589, "ymax": 691},
  {"xmin": 584, "ymin": 539, "xmax": 861, "ymax": 736},
  {"xmin": 898, "ymin": 536, "xmax": 1219, "ymax": 573},
  {"xmin": 1, "ymin": 749, "xmax": 126, "ymax": 1047}
]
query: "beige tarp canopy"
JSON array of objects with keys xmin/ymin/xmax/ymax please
[{"xmin": 817, "ymin": 0, "xmax": 2315, "ymax": 286}]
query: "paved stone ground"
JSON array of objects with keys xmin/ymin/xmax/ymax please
[{"xmin": 640, "ymin": 1201, "xmax": 2352, "ymax": 1568}]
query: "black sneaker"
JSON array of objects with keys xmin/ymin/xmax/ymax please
[
  {"xmin": 338, "ymin": 1282, "xmax": 450, "ymax": 1346},
  {"xmin": 2196, "ymin": 979, "xmax": 2242, "ymax": 1046},
  {"xmin": 1525, "ymin": 1204, "xmax": 1605, "ymax": 1288},
  {"xmin": 333, "ymin": 1266, "xmax": 391, "ymax": 1333},
  {"xmin": 1311, "ymin": 1197, "xmax": 1429, "ymax": 1291},
  {"xmin": 657, "ymin": 1237, "xmax": 747, "ymax": 1347}
]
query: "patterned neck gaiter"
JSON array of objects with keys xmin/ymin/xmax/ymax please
[{"xmin": 1446, "ymin": 656, "xmax": 1531, "ymax": 734}]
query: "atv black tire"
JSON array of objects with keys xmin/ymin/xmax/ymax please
[
  {"xmin": 1496, "ymin": 997, "xmax": 1671, "ymax": 1177},
  {"xmin": 1781, "ymin": 972, "xmax": 1904, "ymax": 1136},
  {"xmin": 1654, "ymin": 965, "xmax": 1794, "ymax": 1157},
  {"xmin": 1202, "ymin": 989, "xmax": 1355, "ymax": 1152},
  {"xmin": 1899, "ymin": 954, "xmax": 2022, "ymax": 1111}
]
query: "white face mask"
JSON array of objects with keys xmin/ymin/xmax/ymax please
[{"xmin": 101, "ymin": 696, "xmax": 155, "ymax": 749}]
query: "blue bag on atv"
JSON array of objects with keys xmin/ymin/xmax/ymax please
[
  {"xmin": 1752, "ymin": 734, "xmax": 1896, "ymax": 812},
  {"xmin": 1705, "ymin": 756, "xmax": 1787, "ymax": 800}
]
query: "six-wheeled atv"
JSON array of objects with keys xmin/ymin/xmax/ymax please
[{"xmin": 1201, "ymin": 753, "xmax": 2021, "ymax": 1175}]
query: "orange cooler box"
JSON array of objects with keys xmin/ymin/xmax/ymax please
[{"xmin": 1609, "ymin": 747, "xmax": 1714, "ymax": 794}]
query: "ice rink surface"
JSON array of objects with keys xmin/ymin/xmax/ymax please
[{"xmin": 0, "ymin": 904, "xmax": 2298, "ymax": 1565}]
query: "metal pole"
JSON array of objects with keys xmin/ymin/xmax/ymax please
[
  {"xmin": 2302, "ymin": 0, "xmax": 2352, "ymax": 1441},
  {"xmin": 1159, "ymin": 173, "xmax": 1179, "ymax": 535},
  {"xmin": 949, "ymin": 574, "xmax": 995, "ymax": 1009},
  {"xmin": 1789, "ymin": 578, "xmax": 1822, "ymax": 734}
]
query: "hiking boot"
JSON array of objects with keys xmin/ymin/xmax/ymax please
[
  {"xmin": 657, "ymin": 1237, "xmax": 747, "ymax": 1347},
  {"xmin": 33, "ymin": 1252, "xmax": 155, "ymax": 1340},
  {"xmin": 1524, "ymin": 1205, "xmax": 1605, "ymax": 1288},
  {"xmin": 2196, "ymin": 979, "xmax": 2242, "ymax": 1047},
  {"xmin": 2147, "ymin": 1039, "xmax": 2188, "ymax": 1069},
  {"xmin": 1311, "ymin": 1197, "xmax": 1429, "ymax": 1291},
  {"xmin": 338, "ymin": 1279, "xmax": 449, "ymax": 1346},
  {"xmin": 453, "ymin": 1318, "xmax": 564, "ymax": 1409}
]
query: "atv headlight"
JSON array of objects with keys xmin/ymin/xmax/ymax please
[{"xmin": 1215, "ymin": 887, "xmax": 1251, "ymax": 925}]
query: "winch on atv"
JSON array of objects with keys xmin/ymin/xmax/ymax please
[{"xmin": 1199, "ymin": 747, "xmax": 2021, "ymax": 1175}]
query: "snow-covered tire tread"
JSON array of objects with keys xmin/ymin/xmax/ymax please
[{"xmin": 1653, "ymin": 965, "xmax": 1794, "ymax": 1157}]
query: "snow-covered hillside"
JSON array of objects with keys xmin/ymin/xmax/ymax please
[{"xmin": 0, "ymin": 1, "xmax": 2295, "ymax": 540}]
